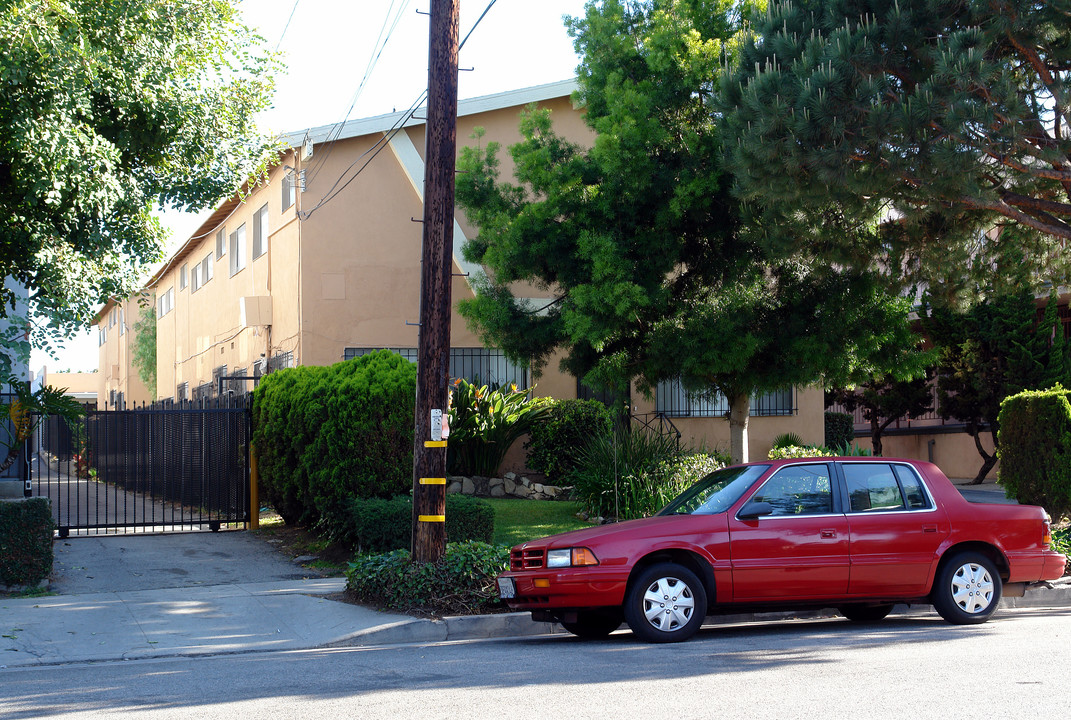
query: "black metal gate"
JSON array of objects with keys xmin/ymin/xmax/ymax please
[{"xmin": 32, "ymin": 398, "xmax": 251, "ymax": 536}]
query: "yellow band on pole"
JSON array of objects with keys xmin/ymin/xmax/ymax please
[
  {"xmin": 424, "ymin": 440, "xmax": 448, "ymax": 448},
  {"xmin": 418, "ymin": 515, "xmax": 446, "ymax": 522},
  {"xmin": 420, "ymin": 477, "xmax": 447, "ymax": 485}
]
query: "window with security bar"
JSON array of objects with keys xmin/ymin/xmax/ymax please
[
  {"xmin": 655, "ymin": 378, "xmax": 796, "ymax": 417},
  {"xmin": 343, "ymin": 347, "xmax": 529, "ymax": 389}
]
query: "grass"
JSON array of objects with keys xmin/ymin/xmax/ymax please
[{"xmin": 485, "ymin": 498, "xmax": 593, "ymax": 548}]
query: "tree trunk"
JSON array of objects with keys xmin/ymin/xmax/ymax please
[
  {"xmin": 728, "ymin": 392, "xmax": 750, "ymax": 465},
  {"xmin": 968, "ymin": 425, "xmax": 998, "ymax": 485},
  {"xmin": 870, "ymin": 416, "xmax": 882, "ymax": 456},
  {"xmin": 0, "ymin": 446, "xmax": 18, "ymax": 474}
]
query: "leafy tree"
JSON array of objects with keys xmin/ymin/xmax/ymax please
[
  {"xmin": 0, "ymin": 0, "xmax": 277, "ymax": 343},
  {"xmin": 1, "ymin": 375, "xmax": 84, "ymax": 472},
  {"xmin": 828, "ymin": 368, "xmax": 934, "ymax": 456},
  {"xmin": 720, "ymin": 0, "xmax": 1071, "ymax": 292},
  {"xmin": 924, "ymin": 286, "xmax": 1046, "ymax": 483},
  {"xmin": 1039, "ymin": 288, "xmax": 1071, "ymax": 390},
  {"xmin": 456, "ymin": 0, "xmax": 926, "ymax": 463},
  {"xmin": 131, "ymin": 302, "xmax": 157, "ymax": 397}
]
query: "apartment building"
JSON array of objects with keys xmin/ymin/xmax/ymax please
[{"xmin": 95, "ymin": 79, "xmax": 824, "ymax": 463}]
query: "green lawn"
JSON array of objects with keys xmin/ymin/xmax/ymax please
[{"xmin": 486, "ymin": 498, "xmax": 593, "ymax": 548}]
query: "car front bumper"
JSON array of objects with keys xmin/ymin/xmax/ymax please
[{"xmin": 497, "ymin": 567, "xmax": 628, "ymax": 611}]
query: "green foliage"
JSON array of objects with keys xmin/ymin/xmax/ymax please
[
  {"xmin": 346, "ymin": 495, "xmax": 495, "ymax": 553},
  {"xmin": 524, "ymin": 399, "xmax": 613, "ymax": 481},
  {"xmin": 772, "ymin": 432, "xmax": 804, "ymax": 449},
  {"xmin": 447, "ymin": 380, "xmax": 548, "ymax": 477},
  {"xmin": 0, "ymin": 0, "xmax": 278, "ymax": 339},
  {"xmin": 1039, "ymin": 290, "xmax": 1071, "ymax": 391},
  {"xmin": 131, "ymin": 303, "xmax": 157, "ymax": 397},
  {"xmin": 1, "ymin": 376, "xmax": 85, "ymax": 473},
  {"xmin": 831, "ymin": 443, "xmax": 874, "ymax": 457},
  {"xmin": 0, "ymin": 498, "xmax": 54, "ymax": 588},
  {"xmin": 721, "ymin": 0, "xmax": 1071, "ymax": 292},
  {"xmin": 926, "ymin": 286, "xmax": 1048, "ymax": 482},
  {"xmin": 997, "ymin": 386, "xmax": 1071, "ymax": 521},
  {"xmin": 571, "ymin": 429, "xmax": 728, "ymax": 520},
  {"xmin": 768, "ymin": 445, "xmax": 837, "ymax": 460},
  {"xmin": 345, "ymin": 541, "xmax": 509, "ymax": 615},
  {"xmin": 824, "ymin": 411, "xmax": 855, "ymax": 451},
  {"xmin": 251, "ymin": 351, "xmax": 417, "ymax": 528},
  {"xmin": 828, "ymin": 368, "xmax": 935, "ymax": 455},
  {"xmin": 1051, "ymin": 527, "xmax": 1070, "ymax": 573}
]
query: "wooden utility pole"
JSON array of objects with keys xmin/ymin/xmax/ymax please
[{"xmin": 412, "ymin": 0, "xmax": 460, "ymax": 564}]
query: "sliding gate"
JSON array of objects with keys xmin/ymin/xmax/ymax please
[{"xmin": 33, "ymin": 399, "xmax": 251, "ymax": 536}]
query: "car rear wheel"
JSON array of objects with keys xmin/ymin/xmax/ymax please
[
  {"xmin": 932, "ymin": 551, "xmax": 1002, "ymax": 624},
  {"xmin": 560, "ymin": 609, "xmax": 623, "ymax": 639},
  {"xmin": 837, "ymin": 604, "xmax": 895, "ymax": 622},
  {"xmin": 623, "ymin": 563, "xmax": 707, "ymax": 643}
]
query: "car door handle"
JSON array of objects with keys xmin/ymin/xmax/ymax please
[
  {"xmin": 923, "ymin": 524, "xmax": 938, "ymax": 533},
  {"xmin": 821, "ymin": 529, "xmax": 837, "ymax": 539}
]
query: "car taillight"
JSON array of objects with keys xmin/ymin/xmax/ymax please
[{"xmin": 1043, "ymin": 519, "xmax": 1052, "ymax": 548}]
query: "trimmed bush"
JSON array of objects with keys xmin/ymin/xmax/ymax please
[
  {"xmin": 348, "ymin": 494, "xmax": 495, "ymax": 552},
  {"xmin": 0, "ymin": 498, "xmax": 54, "ymax": 588},
  {"xmin": 525, "ymin": 399, "xmax": 613, "ymax": 481},
  {"xmin": 998, "ymin": 386, "xmax": 1071, "ymax": 520},
  {"xmin": 824, "ymin": 411, "xmax": 854, "ymax": 450},
  {"xmin": 252, "ymin": 350, "xmax": 418, "ymax": 533},
  {"xmin": 346, "ymin": 541, "xmax": 509, "ymax": 615},
  {"xmin": 571, "ymin": 429, "xmax": 728, "ymax": 520}
]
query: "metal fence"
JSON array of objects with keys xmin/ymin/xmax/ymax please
[{"xmin": 34, "ymin": 396, "xmax": 251, "ymax": 536}]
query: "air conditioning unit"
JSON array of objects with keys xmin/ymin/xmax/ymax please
[{"xmin": 239, "ymin": 297, "xmax": 273, "ymax": 328}]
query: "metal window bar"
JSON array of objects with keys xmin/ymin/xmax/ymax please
[
  {"xmin": 343, "ymin": 347, "xmax": 528, "ymax": 388},
  {"xmin": 655, "ymin": 378, "xmax": 795, "ymax": 417}
]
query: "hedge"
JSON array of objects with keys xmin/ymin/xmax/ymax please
[
  {"xmin": 252, "ymin": 350, "xmax": 418, "ymax": 533},
  {"xmin": 0, "ymin": 497, "xmax": 54, "ymax": 588},
  {"xmin": 347, "ymin": 494, "xmax": 494, "ymax": 552},
  {"xmin": 824, "ymin": 411, "xmax": 854, "ymax": 451},
  {"xmin": 998, "ymin": 386, "xmax": 1071, "ymax": 520},
  {"xmin": 525, "ymin": 399, "xmax": 613, "ymax": 482}
]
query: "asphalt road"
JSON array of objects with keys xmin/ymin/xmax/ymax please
[{"xmin": 3, "ymin": 607, "xmax": 1069, "ymax": 719}]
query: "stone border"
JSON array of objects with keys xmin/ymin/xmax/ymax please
[{"xmin": 446, "ymin": 472, "xmax": 569, "ymax": 500}]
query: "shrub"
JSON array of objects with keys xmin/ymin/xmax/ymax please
[
  {"xmin": 346, "ymin": 541, "xmax": 509, "ymax": 615},
  {"xmin": 824, "ymin": 411, "xmax": 854, "ymax": 450},
  {"xmin": 772, "ymin": 432, "xmax": 804, "ymax": 449},
  {"xmin": 768, "ymin": 445, "xmax": 837, "ymax": 459},
  {"xmin": 525, "ymin": 399, "xmax": 613, "ymax": 481},
  {"xmin": 0, "ymin": 498, "xmax": 54, "ymax": 588},
  {"xmin": 252, "ymin": 350, "xmax": 418, "ymax": 532},
  {"xmin": 447, "ymin": 380, "xmax": 549, "ymax": 477},
  {"xmin": 571, "ymin": 429, "xmax": 727, "ymax": 520},
  {"xmin": 347, "ymin": 494, "xmax": 495, "ymax": 552},
  {"xmin": 997, "ymin": 386, "xmax": 1071, "ymax": 520}
]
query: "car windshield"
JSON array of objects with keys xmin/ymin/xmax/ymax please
[{"xmin": 657, "ymin": 465, "xmax": 770, "ymax": 516}]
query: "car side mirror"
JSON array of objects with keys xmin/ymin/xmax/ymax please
[{"xmin": 738, "ymin": 501, "xmax": 774, "ymax": 520}]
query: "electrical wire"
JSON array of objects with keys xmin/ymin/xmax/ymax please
[{"xmin": 275, "ymin": 0, "xmax": 301, "ymax": 51}]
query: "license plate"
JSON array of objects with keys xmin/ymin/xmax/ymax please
[{"xmin": 497, "ymin": 577, "xmax": 516, "ymax": 599}]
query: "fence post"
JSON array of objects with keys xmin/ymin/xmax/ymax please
[{"xmin": 249, "ymin": 443, "xmax": 259, "ymax": 530}]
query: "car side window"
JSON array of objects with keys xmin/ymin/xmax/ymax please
[
  {"xmin": 751, "ymin": 464, "xmax": 832, "ymax": 516},
  {"xmin": 844, "ymin": 463, "xmax": 918, "ymax": 512},
  {"xmin": 893, "ymin": 464, "xmax": 932, "ymax": 509}
]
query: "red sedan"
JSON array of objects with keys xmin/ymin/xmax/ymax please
[{"xmin": 497, "ymin": 458, "xmax": 1066, "ymax": 642}]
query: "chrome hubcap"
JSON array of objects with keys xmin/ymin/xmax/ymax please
[
  {"xmin": 950, "ymin": 562, "xmax": 995, "ymax": 614},
  {"xmin": 641, "ymin": 576, "xmax": 695, "ymax": 632}
]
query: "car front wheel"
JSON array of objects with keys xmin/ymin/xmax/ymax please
[
  {"xmin": 623, "ymin": 562, "xmax": 707, "ymax": 643},
  {"xmin": 560, "ymin": 609, "xmax": 623, "ymax": 639},
  {"xmin": 932, "ymin": 551, "xmax": 1002, "ymax": 624}
]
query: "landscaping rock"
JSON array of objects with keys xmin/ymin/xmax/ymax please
[
  {"xmin": 462, "ymin": 477, "xmax": 475, "ymax": 495},
  {"xmin": 447, "ymin": 481, "xmax": 462, "ymax": 494},
  {"xmin": 490, "ymin": 486, "xmax": 506, "ymax": 498}
]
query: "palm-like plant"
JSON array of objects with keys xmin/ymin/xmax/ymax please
[{"xmin": 447, "ymin": 379, "xmax": 548, "ymax": 477}]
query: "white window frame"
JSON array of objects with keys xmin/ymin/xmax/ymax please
[
  {"xmin": 191, "ymin": 261, "xmax": 202, "ymax": 292},
  {"xmin": 216, "ymin": 227, "xmax": 226, "ymax": 260},
  {"xmin": 203, "ymin": 253, "xmax": 213, "ymax": 284},
  {"xmin": 118, "ymin": 308, "xmax": 125, "ymax": 335},
  {"xmin": 157, "ymin": 287, "xmax": 174, "ymax": 318},
  {"xmin": 179, "ymin": 263, "xmax": 188, "ymax": 290},
  {"xmin": 253, "ymin": 203, "xmax": 269, "ymax": 259},
  {"xmin": 229, "ymin": 224, "xmax": 246, "ymax": 276},
  {"xmin": 282, "ymin": 172, "xmax": 295, "ymax": 211}
]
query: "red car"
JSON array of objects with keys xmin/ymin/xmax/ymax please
[{"xmin": 497, "ymin": 458, "xmax": 1066, "ymax": 642}]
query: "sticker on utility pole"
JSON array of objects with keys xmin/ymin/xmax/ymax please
[{"xmin": 431, "ymin": 409, "xmax": 443, "ymax": 441}]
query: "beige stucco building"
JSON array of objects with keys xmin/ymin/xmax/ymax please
[{"xmin": 92, "ymin": 80, "xmax": 854, "ymax": 468}]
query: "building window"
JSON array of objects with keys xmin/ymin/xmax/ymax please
[
  {"xmin": 98, "ymin": 324, "xmax": 108, "ymax": 346},
  {"xmin": 216, "ymin": 227, "xmax": 226, "ymax": 260},
  {"xmin": 179, "ymin": 263, "xmax": 188, "ymax": 290},
  {"xmin": 655, "ymin": 379, "xmax": 796, "ymax": 417},
  {"xmin": 109, "ymin": 308, "xmax": 116, "ymax": 327},
  {"xmin": 203, "ymin": 253, "xmax": 213, "ymax": 285},
  {"xmin": 176, "ymin": 382, "xmax": 189, "ymax": 402},
  {"xmin": 118, "ymin": 308, "xmax": 125, "ymax": 335},
  {"xmin": 192, "ymin": 382, "xmax": 213, "ymax": 401},
  {"xmin": 229, "ymin": 224, "xmax": 246, "ymax": 276},
  {"xmin": 342, "ymin": 347, "xmax": 528, "ymax": 388},
  {"xmin": 282, "ymin": 172, "xmax": 296, "ymax": 211},
  {"xmin": 191, "ymin": 261, "xmax": 202, "ymax": 292},
  {"xmin": 157, "ymin": 287, "xmax": 174, "ymax": 318},
  {"xmin": 267, "ymin": 351, "xmax": 294, "ymax": 372},
  {"xmin": 253, "ymin": 203, "xmax": 269, "ymax": 259}
]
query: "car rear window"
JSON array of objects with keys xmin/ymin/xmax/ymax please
[{"xmin": 844, "ymin": 463, "xmax": 931, "ymax": 512}]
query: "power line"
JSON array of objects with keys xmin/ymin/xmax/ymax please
[{"xmin": 275, "ymin": 0, "xmax": 301, "ymax": 51}]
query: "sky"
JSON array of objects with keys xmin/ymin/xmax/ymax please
[{"xmin": 35, "ymin": 0, "xmax": 587, "ymax": 373}]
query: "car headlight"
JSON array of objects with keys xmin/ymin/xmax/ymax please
[{"xmin": 546, "ymin": 547, "xmax": 599, "ymax": 568}]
